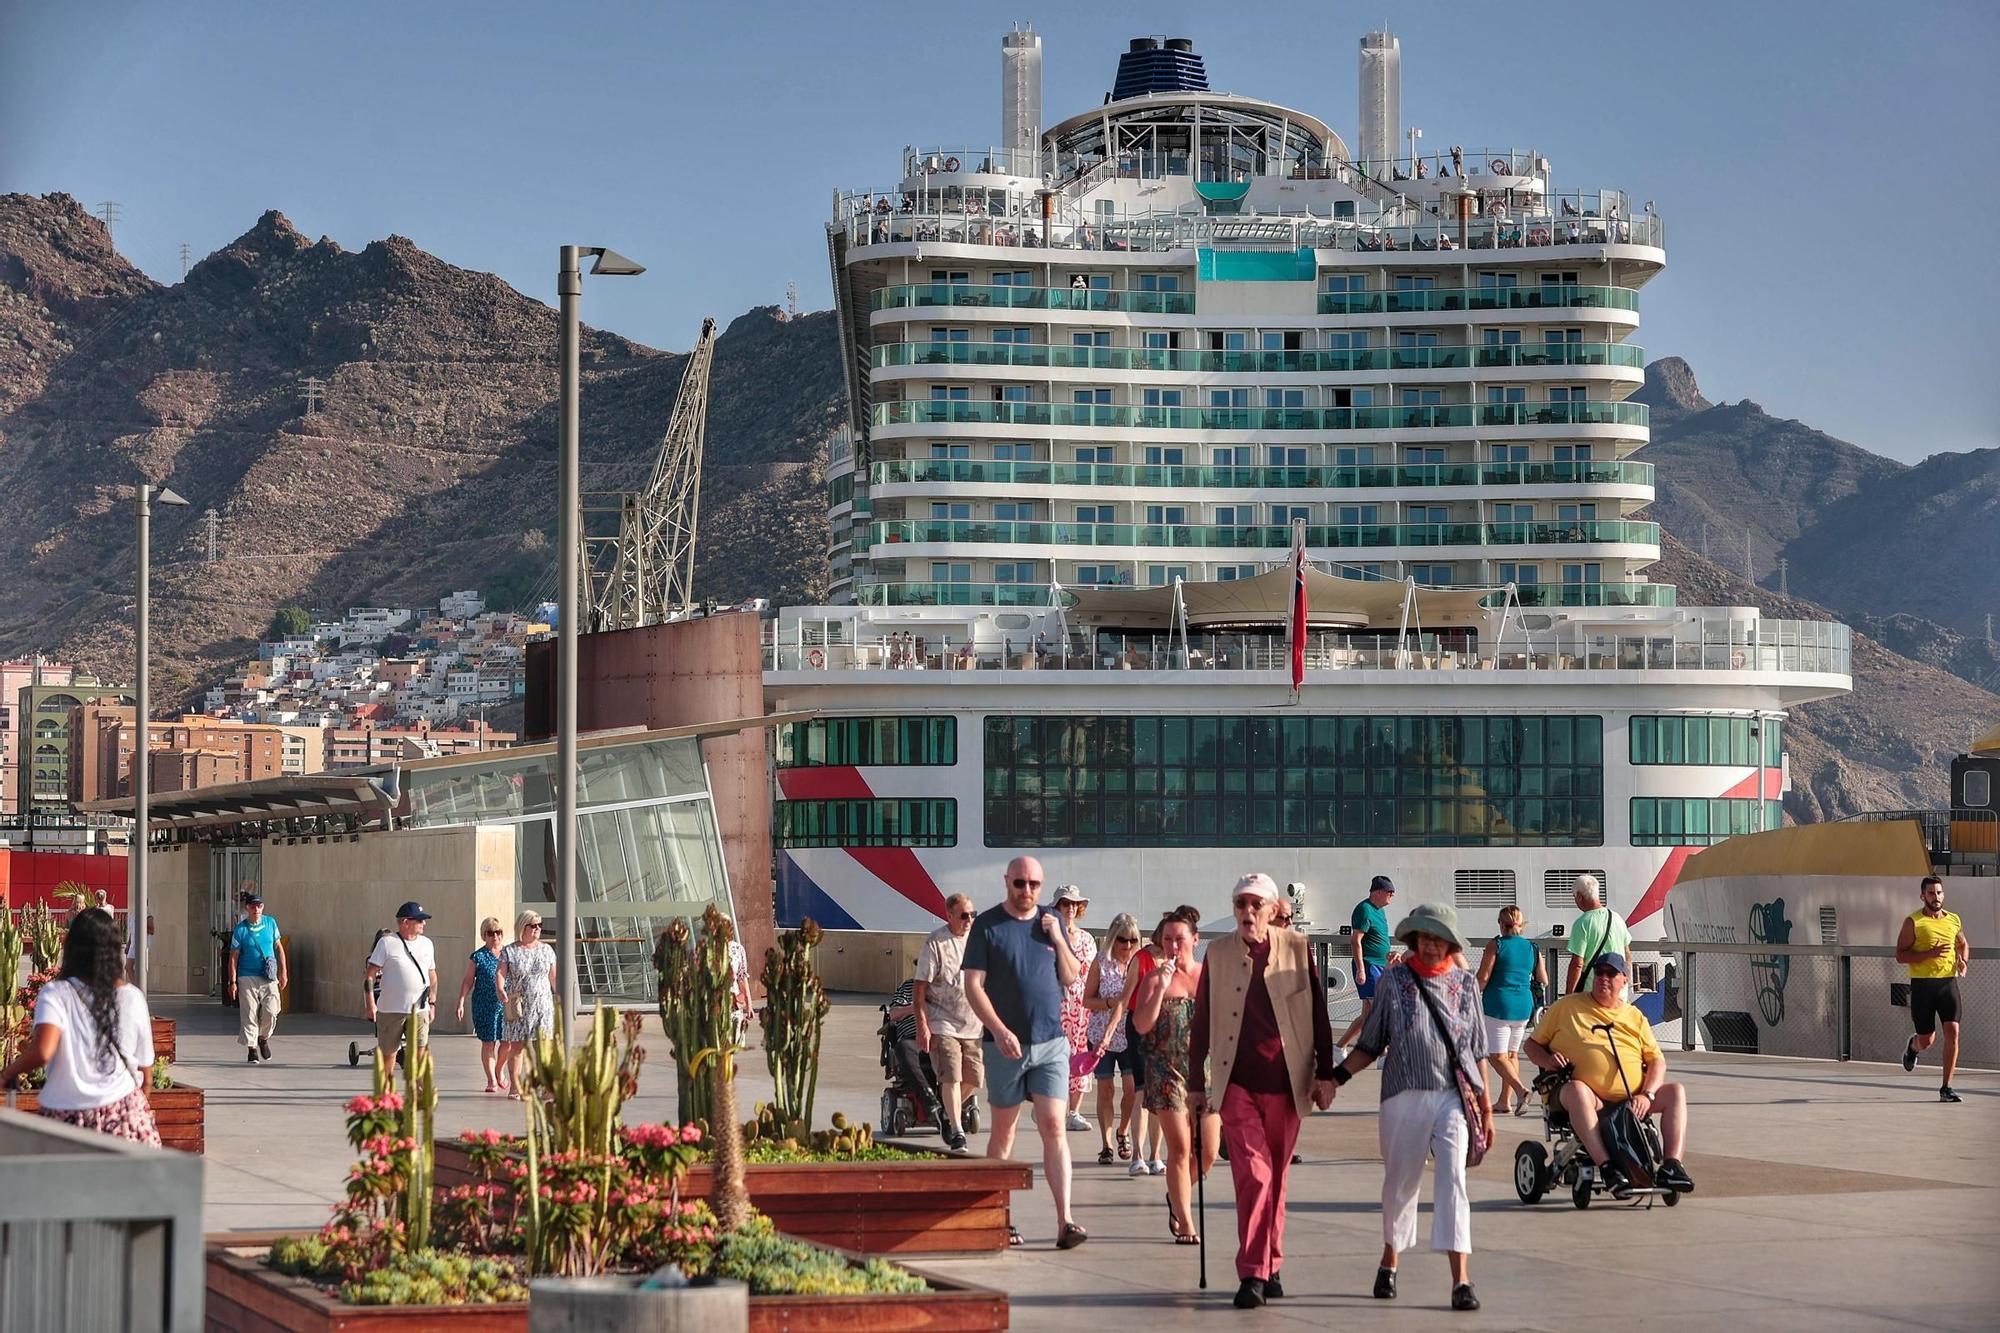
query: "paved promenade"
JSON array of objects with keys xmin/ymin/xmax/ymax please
[{"xmin": 167, "ymin": 994, "xmax": 1998, "ymax": 1330}]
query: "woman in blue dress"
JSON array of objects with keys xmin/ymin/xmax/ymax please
[
  {"xmin": 453, "ymin": 916, "xmax": 508, "ymax": 1093},
  {"xmin": 1475, "ymin": 905, "xmax": 1546, "ymax": 1114}
]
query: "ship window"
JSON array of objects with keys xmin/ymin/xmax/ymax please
[
  {"xmin": 775, "ymin": 797, "xmax": 956, "ymax": 847},
  {"xmin": 776, "ymin": 717, "xmax": 956, "ymax": 768},
  {"xmin": 1629, "ymin": 716, "xmax": 1761, "ymax": 767},
  {"xmin": 1966, "ymin": 770, "xmax": 1992, "ymax": 808},
  {"xmin": 1628, "ymin": 797, "xmax": 1779, "ymax": 846},
  {"xmin": 983, "ymin": 714, "xmax": 1603, "ymax": 848}
]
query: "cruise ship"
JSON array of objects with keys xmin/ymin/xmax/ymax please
[{"xmin": 766, "ymin": 28, "xmax": 1852, "ymax": 941}]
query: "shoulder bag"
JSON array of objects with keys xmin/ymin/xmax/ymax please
[{"xmin": 1409, "ymin": 971, "xmax": 1490, "ymax": 1169}]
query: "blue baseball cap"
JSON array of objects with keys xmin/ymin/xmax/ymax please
[
  {"xmin": 1592, "ymin": 952, "xmax": 1629, "ymax": 976},
  {"xmin": 394, "ymin": 900, "xmax": 433, "ymax": 921}
]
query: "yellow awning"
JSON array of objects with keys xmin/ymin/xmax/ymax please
[
  {"xmin": 1972, "ymin": 720, "xmax": 2000, "ymax": 755},
  {"xmin": 1066, "ymin": 565, "xmax": 1494, "ymax": 632}
]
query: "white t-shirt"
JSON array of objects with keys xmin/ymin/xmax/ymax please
[
  {"xmin": 32, "ymin": 979, "xmax": 154, "ymax": 1111},
  {"xmin": 367, "ymin": 931, "xmax": 438, "ymax": 1013},
  {"xmin": 913, "ymin": 926, "xmax": 981, "ymax": 1039}
]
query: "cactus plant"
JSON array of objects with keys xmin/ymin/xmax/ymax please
[
  {"xmin": 19, "ymin": 900, "xmax": 63, "ymax": 971},
  {"xmin": 517, "ymin": 1005, "xmax": 649, "ymax": 1276},
  {"xmin": 760, "ymin": 918, "xmax": 830, "ymax": 1129},
  {"xmin": 655, "ymin": 916, "xmax": 724, "ymax": 1122},
  {"xmin": 683, "ymin": 905, "xmax": 751, "ymax": 1232},
  {"xmin": 372, "ymin": 1011, "xmax": 437, "ymax": 1249},
  {"xmin": 0, "ymin": 910, "xmax": 25, "ymax": 1069}
]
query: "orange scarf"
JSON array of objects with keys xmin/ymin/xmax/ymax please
[{"xmin": 1407, "ymin": 953, "xmax": 1454, "ymax": 979}]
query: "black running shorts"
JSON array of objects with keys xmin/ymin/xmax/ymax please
[{"xmin": 1910, "ymin": 977, "xmax": 1961, "ymax": 1036}]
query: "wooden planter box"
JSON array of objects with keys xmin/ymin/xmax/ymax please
[
  {"xmin": 435, "ymin": 1140, "xmax": 1031, "ymax": 1255},
  {"xmin": 152, "ymin": 1016, "xmax": 176, "ymax": 1065},
  {"xmin": 204, "ymin": 1232, "xmax": 1008, "ymax": 1332},
  {"xmin": 13, "ymin": 1082, "xmax": 204, "ymax": 1154}
]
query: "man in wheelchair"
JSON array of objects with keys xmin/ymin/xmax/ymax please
[{"xmin": 1522, "ymin": 952, "xmax": 1695, "ymax": 1198}]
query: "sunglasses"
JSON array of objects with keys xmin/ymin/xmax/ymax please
[
  {"xmin": 524, "ymin": 922, "xmax": 543, "ymax": 931},
  {"xmin": 1272, "ymin": 916, "xmax": 1293, "ymax": 926},
  {"xmin": 1115, "ymin": 935, "xmax": 1140, "ymax": 944},
  {"xmin": 484, "ymin": 929, "xmax": 504, "ymax": 937},
  {"xmin": 1232, "ymin": 897, "xmax": 1268, "ymax": 910},
  {"xmin": 1010, "ymin": 878, "xmax": 1043, "ymax": 889},
  {"xmin": 1592, "ymin": 967, "xmax": 1621, "ymax": 979},
  {"xmin": 952, "ymin": 911, "xmax": 975, "ymax": 921}
]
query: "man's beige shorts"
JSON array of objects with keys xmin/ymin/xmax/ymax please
[
  {"xmin": 377, "ymin": 1009, "xmax": 431, "ymax": 1054},
  {"xmin": 928, "ymin": 1033, "xmax": 984, "ymax": 1086}
]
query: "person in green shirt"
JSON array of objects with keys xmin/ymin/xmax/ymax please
[
  {"xmin": 1337, "ymin": 875, "xmax": 1397, "ymax": 1049},
  {"xmin": 1563, "ymin": 874, "xmax": 1631, "ymax": 994}
]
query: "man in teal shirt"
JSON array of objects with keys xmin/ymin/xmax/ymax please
[
  {"xmin": 1337, "ymin": 875, "xmax": 1397, "ymax": 1049},
  {"xmin": 228, "ymin": 894, "xmax": 288, "ymax": 1064}
]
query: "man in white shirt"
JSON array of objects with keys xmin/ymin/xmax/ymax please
[
  {"xmin": 914, "ymin": 892, "xmax": 984, "ymax": 1152},
  {"xmin": 365, "ymin": 901, "xmax": 439, "ymax": 1064}
]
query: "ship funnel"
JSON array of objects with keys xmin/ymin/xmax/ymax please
[
  {"xmin": 1359, "ymin": 29, "xmax": 1401, "ymax": 171},
  {"xmin": 1001, "ymin": 24, "xmax": 1042, "ymax": 176}
]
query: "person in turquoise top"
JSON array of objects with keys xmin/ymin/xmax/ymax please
[
  {"xmin": 227, "ymin": 894, "xmax": 287, "ymax": 1064},
  {"xmin": 1337, "ymin": 875, "xmax": 1397, "ymax": 1050},
  {"xmin": 1476, "ymin": 906, "xmax": 1547, "ymax": 1114},
  {"xmin": 454, "ymin": 916, "xmax": 509, "ymax": 1093}
]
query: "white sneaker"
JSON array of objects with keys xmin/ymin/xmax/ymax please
[
  {"xmin": 1128, "ymin": 1158, "xmax": 1150, "ymax": 1178},
  {"xmin": 1065, "ymin": 1112, "xmax": 1091, "ymax": 1132},
  {"xmin": 1148, "ymin": 1157, "xmax": 1167, "ymax": 1175}
]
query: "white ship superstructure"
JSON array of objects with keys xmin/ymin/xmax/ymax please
[{"xmin": 772, "ymin": 31, "xmax": 1852, "ymax": 939}]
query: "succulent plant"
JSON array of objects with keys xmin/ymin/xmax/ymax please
[
  {"xmin": 759, "ymin": 918, "xmax": 830, "ymax": 1130},
  {"xmin": 655, "ymin": 916, "xmax": 724, "ymax": 1121}
]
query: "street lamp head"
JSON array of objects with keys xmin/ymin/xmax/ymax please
[
  {"xmin": 585, "ymin": 247, "xmax": 645, "ymax": 277},
  {"xmin": 156, "ymin": 486, "xmax": 191, "ymax": 508}
]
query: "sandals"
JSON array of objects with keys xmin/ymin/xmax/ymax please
[
  {"xmin": 1097, "ymin": 1146, "xmax": 1115, "ymax": 1165},
  {"xmin": 1057, "ymin": 1222, "xmax": 1089, "ymax": 1250},
  {"xmin": 1116, "ymin": 1131, "xmax": 1132, "ymax": 1160}
]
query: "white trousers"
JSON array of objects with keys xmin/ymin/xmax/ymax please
[
  {"xmin": 238, "ymin": 975, "xmax": 281, "ymax": 1046},
  {"xmin": 1379, "ymin": 1087, "xmax": 1472, "ymax": 1255}
]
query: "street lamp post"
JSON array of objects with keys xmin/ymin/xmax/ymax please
[
  {"xmin": 133, "ymin": 482, "xmax": 188, "ymax": 991},
  {"xmin": 556, "ymin": 244, "xmax": 644, "ymax": 1037}
]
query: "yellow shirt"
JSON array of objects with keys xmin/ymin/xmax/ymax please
[
  {"xmin": 1908, "ymin": 911, "xmax": 1964, "ymax": 980},
  {"xmin": 1531, "ymin": 993, "xmax": 1661, "ymax": 1103}
]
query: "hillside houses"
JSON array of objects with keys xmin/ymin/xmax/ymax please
[{"xmin": 204, "ymin": 591, "xmax": 536, "ymax": 753}]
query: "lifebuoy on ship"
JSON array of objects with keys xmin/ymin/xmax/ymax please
[
  {"xmin": 807, "ymin": 647, "xmax": 826, "ymax": 669},
  {"xmin": 1529, "ymin": 227, "xmax": 1551, "ymax": 246},
  {"xmin": 1731, "ymin": 649, "xmax": 1747, "ymax": 669},
  {"xmin": 944, "ymin": 156, "xmax": 961, "ymax": 172},
  {"xmin": 1490, "ymin": 158, "xmax": 1511, "ymax": 176}
]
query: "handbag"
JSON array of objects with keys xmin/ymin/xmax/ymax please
[{"xmin": 1409, "ymin": 971, "xmax": 1490, "ymax": 1169}]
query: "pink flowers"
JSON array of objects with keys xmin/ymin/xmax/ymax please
[
  {"xmin": 459, "ymin": 1127, "xmax": 508, "ymax": 1147},
  {"xmin": 343, "ymin": 1092, "xmax": 405, "ymax": 1117}
]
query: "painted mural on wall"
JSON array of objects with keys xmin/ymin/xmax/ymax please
[{"xmin": 1749, "ymin": 898, "xmax": 1792, "ymax": 1026}]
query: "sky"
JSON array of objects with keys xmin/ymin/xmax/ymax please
[{"xmin": 4, "ymin": 0, "xmax": 1995, "ymax": 463}]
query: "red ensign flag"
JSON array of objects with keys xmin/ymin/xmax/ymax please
[{"xmin": 1289, "ymin": 530, "xmax": 1307, "ymax": 692}]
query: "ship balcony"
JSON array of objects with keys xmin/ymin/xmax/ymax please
[
  {"xmin": 869, "ymin": 399, "xmax": 1649, "ymax": 436},
  {"xmin": 846, "ymin": 580, "xmax": 1679, "ymax": 610},
  {"xmin": 765, "ymin": 618, "xmax": 1850, "ymax": 683},
  {"xmin": 872, "ymin": 283, "xmax": 1196, "ymax": 315},
  {"xmin": 861, "ymin": 518, "xmax": 1660, "ymax": 558},
  {"xmin": 867, "ymin": 457, "xmax": 1655, "ymax": 499},
  {"xmin": 870, "ymin": 341, "xmax": 1644, "ymax": 375},
  {"xmin": 1319, "ymin": 285, "xmax": 1636, "ymax": 315}
]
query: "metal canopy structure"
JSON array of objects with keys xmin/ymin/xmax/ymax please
[
  {"xmin": 579, "ymin": 316, "xmax": 717, "ymax": 632},
  {"xmin": 1066, "ymin": 565, "xmax": 1492, "ymax": 631},
  {"xmin": 80, "ymin": 775, "xmax": 395, "ymax": 830}
]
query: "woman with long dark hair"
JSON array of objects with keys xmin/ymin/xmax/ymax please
[{"xmin": 0, "ymin": 908, "xmax": 161, "ymax": 1146}]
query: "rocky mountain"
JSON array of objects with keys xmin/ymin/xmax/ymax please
[
  {"xmin": 0, "ymin": 193, "xmax": 838, "ymax": 705},
  {"xmin": 1649, "ymin": 535, "xmax": 1996, "ymax": 821}
]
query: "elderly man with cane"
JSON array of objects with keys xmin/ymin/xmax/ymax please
[{"xmin": 1189, "ymin": 874, "xmax": 1338, "ymax": 1309}]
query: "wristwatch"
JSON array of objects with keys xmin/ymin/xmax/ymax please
[{"xmin": 1332, "ymin": 1067, "xmax": 1352, "ymax": 1087}]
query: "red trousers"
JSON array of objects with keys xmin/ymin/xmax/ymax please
[{"xmin": 1220, "ymin": 1083, "xmax": 1302, "ymax": 1281}]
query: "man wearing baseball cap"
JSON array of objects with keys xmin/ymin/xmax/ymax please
[
  {"xmin": 1523, "ymin": 950, "xmax": 1694, "ymax": 1197},
  {"xmin": 365, "ymin": 901, "xmax": 439, "ymax": 1066},
  {"xmin": 1337, "ymin": 875, "xmax": 1397, "ymax": 1051},
  {"xmin": 1189, "ymin": 873, "xmax": 1338, "ymax": 1308}
]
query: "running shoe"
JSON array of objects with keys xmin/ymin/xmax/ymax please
[
  {"xmin": 1656, "ymin": 1158, "xmax": 1695, "ymax": 1193},
  {"xmin": 1598, "ymin": 1162, "xmax": 1634, "ymax": 1199},
  {"xmin": 1902, "ymin": 1037, "xmax": 1919, "ymax": 1072},
  {"xmin": 1148, "ymin": 1157, "xmax": 1167, "ymax": 1175},
  {"xmin": 1065, "ymin": 1112, "xmax": 1091, "ymax": 1132},
  {"xmin": 1940, "ymin": 1086, "xmax": 1962, "ymax": 1103}
]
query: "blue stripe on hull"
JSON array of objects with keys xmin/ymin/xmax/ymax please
[{"xmin": 774, "ymin": 852, "xmax": 864, "ymax": 930}]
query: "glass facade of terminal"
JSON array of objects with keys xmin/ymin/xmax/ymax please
[
  {"xmin": 404, "ymin": 734, "xmax": 732, "ymax": 1003},
  {"xmin": 983, "ymin": 714, "xmax": 1604, "ymax": 847}
]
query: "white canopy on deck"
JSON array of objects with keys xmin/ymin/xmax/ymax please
[{"xmin": 1065, "ymin": 565, "xmax": 1495, "ymax": 631}]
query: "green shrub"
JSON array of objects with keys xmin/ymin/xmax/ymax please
[
  {"xmin": 711, "ymin": 1216, "xmax": 926, "ymax": 1296},
  {"xmin": 336, "ymin": 1251, "xmax": 528, "ymax": 1306}
]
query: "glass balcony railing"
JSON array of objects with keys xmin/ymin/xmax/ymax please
[
  {"xmin": 870, "ymin": 458, "xmax": 1654, "ymax": 491},
  {"xmin": 872, "ymin": 340, "xmax": 1645, "ymax": 374},
  {"xmin": 854, "ymin": 582, "xmax": 1061, "ymax": 607},
  {"xmin": 1483, "ymin": 583, "xmax": 1679, "ymax": 608},
  {"xmin": 871, "ymin": 283, "xmax": 1196, "ymax": 315},
  {"xmin": 872, "ymin": 400, "xmax": 1649, "ymax": 432},
  {"xmin": 864, "ymin": 519, "xmax": 1660, "ymax": 551},
  {"xmin": 1318, "ymin": 285, "xmax": 1638, "ymax": 314}
]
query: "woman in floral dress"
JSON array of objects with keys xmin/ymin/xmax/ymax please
[
  {"xmin": 454, "ymin": 916, "xmax": 507, "ymax": 1093},
  {"xmin": 495, "ymin": 911, "xmax": 558, "ymax": 1099},
  {"xmin": 1134, "ymin": 908, "xmax": 1220, "ymax": 1245},
  {"xmin": 1052, "ymin": 886, "xmax": 1098, "ymax": 1128}
]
